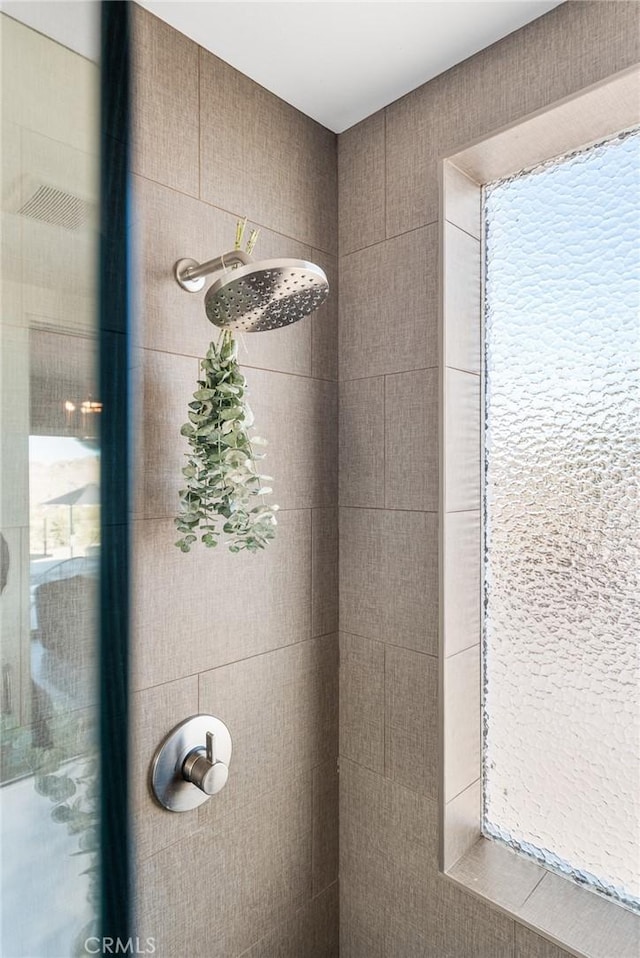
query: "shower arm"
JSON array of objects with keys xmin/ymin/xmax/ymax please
[{"xmin": 174, "ymin": 249, "xmax": 253, "ymax": 292}]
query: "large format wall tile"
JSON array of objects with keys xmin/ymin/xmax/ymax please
[
  {"xmin": 339, "ymin": 376, "xmax": 385, "ymax": 508},
  {"xmin": 239, "ymin": 883, "xmax": 338, "ymax": 958},
  {"xmin": 385, "ymin": 369, "xmax": 438, "ymax": 511},
  {"xmin": 340, "ymin": 882, "xmax": 386, "ymax": 958},
  {"xmin": 337, "ymin": 3, "xmax": 640, "ymax": 956},
  {"xmin": 310, "ymin": 249, "xmax": 338, "ymax": 382},
  {"xmin": 339, "ymin": 632, "xmax": 384, "ymax": 773},
  {"xmin": 130, "ymin": 5, "xmax": 340, "ymax": 954},
  {"xmin": 133, "ymin": 347, "xmax": 199, "ymax": 520},
  {"xmin": 245, "ymin": 369, "xmax": 337, "ymax": 511},
  {"xmin": 312, "ymin": 508, "xmax": 338, "ymax": 638},
  {"xmin": 131, "ymin": 6, "xmax": 199, "ymax": 196},
  {"xmin": 132, "ymin": 511, "xmax": 311, "ymax": 690},
  {"xmin": 385, "ymin": 645, "xmax": 438, "ymax": 799},
  {"xmin": 440, "ymin": 881, "xmax": 515, "ymax": 958},
  {"xmin": 384, "ymin": 917, "xmax": 442, "ymax": 958},
  {"xmin": 199, "ymin": 49, "xmax": 337, "ymax": 254},
  {"xmin": 131, "ymin": 675, "xmax": 199, "ymax": 863},
  {"xmin": 338, "ymin": 112, "xmax": 386, "ymax": 255},
  {"xmin": 340, "ymin": 760, "xmax": 441, "ymax": 948},
  {"xmin": 385, "ymin": 3, "xmax": 640, "ymax": 239},
  {"xmin": 198, "ymin": 635, "xmax": 337, "ymax": 816},
  {"xmin": 340, "ymin": 751, "xmax": 439, "ymax": 872},
  {"xmin": 339, "ymin": 227, "xmax": 438, "ymax": 380},
  {"xmin": 339, "ymin": 764, "xmax": 394, "ymax": 958},
  {"xmin": 340, "ymin": 508, "xmax": 438, "ymax": 654},
  {"xmin": 134, "ymin": 176, "xmax": 314, "ymax": 375},
  {"xmin": 385, "ymin": 80, "xmax": 445, "ymax": 238},
  {"xmin": 137, "ymin": 772, "xmax": 313, "ymax": 958},
  {"xmin": 312, "ymin": 761, "xmax": 339, "ymax": 896},
  {"xmin": 515, "ymin": 925, "xmax": 576, "ymax": 958},
  {"xmin": 134, "ymin": 175, "xmax": 240, "ymax": 356}
]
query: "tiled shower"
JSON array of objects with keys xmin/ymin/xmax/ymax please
[{"xmin": 1, "ymin": 2, "xmax": 638, "ymax": 956}]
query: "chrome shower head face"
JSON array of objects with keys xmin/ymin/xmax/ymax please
[{"xmin": 204, "ymin": 259, "xmax": 329, "ymax": 332}]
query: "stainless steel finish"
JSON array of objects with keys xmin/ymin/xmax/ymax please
[
  {"xmin": 174, "ymin": 258, "xmax": 206, "ymax": 292},
  {"xmin": 174, "ymin": 248, "xmax": 330, "ymax": 332},
  {"xmin": 205, "ymin": 258, "xmax": 329, "ymax": 332},
  {"xmin": 174, "ymin": 250, "xmax": 252, "ymax": 292},
  {"xmin": 150, "ymin": 714, "xmax": 232, "ymax": 812},
  {"xmin": 182, "ymin": 730, "xmax": 229, "ymax": 795}
]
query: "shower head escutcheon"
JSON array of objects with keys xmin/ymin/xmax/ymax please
[{"xmin": 174, "ymin": 249, "xmax": 329, "ymax": 333}]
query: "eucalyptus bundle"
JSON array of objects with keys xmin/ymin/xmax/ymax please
[{"xmin": 175, "ymin": 329, "xmax": 278, "ymax": 553}]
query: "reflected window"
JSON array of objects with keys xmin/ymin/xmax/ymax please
[{"xmin": 0, "ymin": 11, "xmax": 101, "ymax": 955}]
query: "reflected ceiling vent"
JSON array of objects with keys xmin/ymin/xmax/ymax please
[{"xmin": 17, "ymin": 183, "xmax": 93, "ymax": 231}]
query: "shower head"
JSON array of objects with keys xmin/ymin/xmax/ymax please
[{"xmin": 174, "ymin": 250, "xmax": 329, "ymax": 333}]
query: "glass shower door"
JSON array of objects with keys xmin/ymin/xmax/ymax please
[{"xmin": 0, "ymin": 8, "xmax": 102, "ymax": 955}]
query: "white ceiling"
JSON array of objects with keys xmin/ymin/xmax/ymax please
[
  {"xmin": 0, "ymin": 1, "xmax": 564, "ymax": 133},
  {"xmin": 138, "ymin": 1, "xmax": 563, "ymax": 132}
]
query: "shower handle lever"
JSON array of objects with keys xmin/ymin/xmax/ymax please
[
  {"xmin": 181, "ymin": 730, "xmax": 229, "ymax": 796},
  {"xmin": 175, "ymin": 249, "xmax": 252, "ymax": 292}
]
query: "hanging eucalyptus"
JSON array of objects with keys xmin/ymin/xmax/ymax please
[{"xmin": 175, "ymin": 329, "xmax": 279, "ymax": 553}]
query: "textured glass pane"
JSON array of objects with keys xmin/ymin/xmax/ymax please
[{"xmin": 483, "ymin": 129, "xmax": 640, "ymax": 910}]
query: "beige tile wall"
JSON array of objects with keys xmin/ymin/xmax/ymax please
[
  {"xmin": 338, "ymin": 2, "xmax": 640, "ymax": 956},
  {"xmin": 130, "ymin": 6, "xmax": 338, "ymax": 957},
  {"xmin": 130, "ymin": 1, "xmax": 639, "ymax": 955}
]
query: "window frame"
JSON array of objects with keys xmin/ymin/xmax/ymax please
[{"xmin": 438, "ymin": 65, "xmax": 640, "ymax": 958}]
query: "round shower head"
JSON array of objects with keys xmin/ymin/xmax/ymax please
[{"xmin": 204, "ymin": 258, "xmax": 329, "ymax": 332}]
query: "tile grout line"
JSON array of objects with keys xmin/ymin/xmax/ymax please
[
  {"xmin": 310, "ymin": 508, "xmax": 315, "ymax": 641},
  {"xmin": 383, "ymin": 644, "xmax": 388, "ymax": 777},
  {"xmin": 339, "ymin": 628, "xmax": 438, "ymax": 660},
  {"xmin": 445, "ymin": 217, "xmax": 482, "ymax": 244},
  {"xmin": 519, "ymin": 871, "xmax": 547, "ymax": 909},
  {"xmin": 135, "ymin": 344, "xmax": 337, "ymax": 383},
  {"xmin": 132, "ymin": 632, "xmax": 338, "ymax": 695},
  {"xmin": 341, "ymin": 219, "xmax": 439, "ymax": 259},
  {"xmin": 383, "ymin": 374, "xmax": 387, "ymax": 508},
  {"xmin": 131, "ymin": 170, "xmax": 338, "ymax": 258},
  {"xmin": 311, "ymin": 758, "xmax": 316, "ymax": 897},
  {"xmin": 339, "ymin": 753, "xmax": 439, "ymax": 807},
  {"xmin": 338, "ymin": 504, "xmax": 438, "ymax": 514},
  {"xmin": 384, "ymin": 107, "xmax": 388, "ymax": 240},
  {"xmin": 340, "ymin": 365, "xmax": 438, "ymax": 384}
]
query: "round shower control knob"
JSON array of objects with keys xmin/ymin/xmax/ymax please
[
  {"xmin": 182, "ymin": 731, "xmax": 229, "ymax": 796},
  {"xmin": 151, "ymin": 714, "xmax": 233, "ymax": 812}
]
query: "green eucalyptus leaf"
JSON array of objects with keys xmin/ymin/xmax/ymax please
[{"xmin": 176, "ymin": 323, "xmax": 279, "ymax": 555}]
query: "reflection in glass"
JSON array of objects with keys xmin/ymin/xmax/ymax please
[
  {"xmin": 0, "ymin": 11, "xmax": 101, "ymax": 956},
  {"xmin": 483, "ymin": 129, "xmax": 640, "ymax": 909}
]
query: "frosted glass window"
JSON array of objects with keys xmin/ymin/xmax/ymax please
[{"xmin": 483, "ymin": 129, "xmax": 640, "ymax": 910}]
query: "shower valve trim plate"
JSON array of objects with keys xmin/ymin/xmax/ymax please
[{"xmin": 151, "ymin": 714, "xmax": 232, "ymax": 812}]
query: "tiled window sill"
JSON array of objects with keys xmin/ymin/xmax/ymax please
[{"xmin": 445, "ymin": 837, "xmax": 639, "ymax": 958}]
